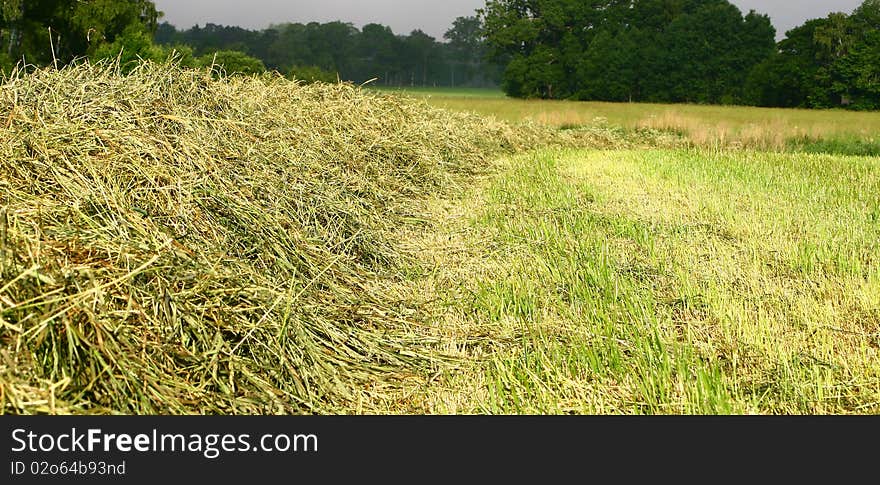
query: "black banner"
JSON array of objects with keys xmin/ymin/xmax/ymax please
[{"xmin": 1, "ymin": 416, "xmax": 876, "ymax": 483}]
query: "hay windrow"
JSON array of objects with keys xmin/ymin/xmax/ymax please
[
  {"xmin": 0, "ymin": 62, "xmax": 667, "ymax": 414},
  {"xmin": 0, "ymin": 62, "xmax": 515, "ymax": 414}
]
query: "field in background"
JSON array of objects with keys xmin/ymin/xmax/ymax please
[
  {"xmin": 383, "ymin": 87, "xmax": 880, "ymax": 154},
  {"xmin": 371, "ymin": 86, "xmax": 507, "ymax": 99}
]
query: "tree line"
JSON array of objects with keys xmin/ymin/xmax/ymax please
[
  {"xmin": 480, "ymin": 0, "xmax": 880, "ymax": 109},
  {"xmin": 154, "ymin": 18, "xmax": 501, "ymax": 87},
  {"xmin": 746, "ymin": 1, "xmax": 880, "ymax": 110},
  {"xmin": 0, "ymin": 1, "xmax": 499, "ymax": 87},
  {"xmin": 2, "ymin": 0, "xmax": 879, "ymax": 110}
]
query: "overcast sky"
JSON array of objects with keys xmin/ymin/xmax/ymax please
[{"xmin": 152, "ymin": 1, "xmax": 866, "ymax": 40}]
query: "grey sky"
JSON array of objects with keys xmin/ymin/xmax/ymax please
[{"xmin": 153, "ymin": 1, "xmax": 866, "ymax": 40}]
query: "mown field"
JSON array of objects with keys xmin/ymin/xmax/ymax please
[
  {"xmin": 381, "ymin": 86, "xmax": 880, "ymax": 156},
  {"xmin": 372, "ymin": 86, "xmax": 507, "ymax": 99},
  {"xmin": 2, "ymin": 70, "xmax": 878, "ymax": 415},
  {"xmin": 406, "ymin": 148, "xmax": 879, "ymax": 413},
  {"xmin": 384, "ymin": 87, "xmax": 880, "ymax": 414}
]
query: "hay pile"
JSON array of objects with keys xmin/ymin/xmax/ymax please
[{"xmin": 0, "ymin": 62, "xmax": 533, "ymax": 414}]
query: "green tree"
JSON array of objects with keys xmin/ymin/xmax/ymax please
[
  {"xmin": 444, "ymin": 16, "xmax": 493, "ymax": 87},
  {"xmin": 834, "ymin": 0, "xmax": 880, "ymax": 108},
  {"xmin": 502, "ymin": 45, "xmax": 565, "ymax": 98},
  {"xmin": 73, "ymin": 0, "xmax": 158, "ymax": 50},
  {"xmin": 154, "ymin": 18, "xmax": 500, "ymax": 88},
  {"xmin": 0, "ymin": 0, "xmax": 20, "ymax": 71},
  {"xmin": 354, "ymin": 23, "xmax": 399, "ymax": 84},
  {"xmin": 0, "ymin": 0, "xmax": 160, "ymax": 67},
  {"xmin": 401, "ymin": 29, "xmax": 437, "ymax": 87},
  {"xmin": 92, "ymin": 24, "xmax": 163, "ymax": 66},
  {"xmin": 310, "ymin": 21, "xmax": 358, "ymax": 75},
  {"xmin": 739, "ymin": 0, "xmax": 880, "ymax": 110},
  {"xmin": 654, "ymin": 2, "xmax": 774, "ymax": 104},
  {"xmin": 92, "ymin": 24, "xmax": 193, "ymax": 72},
  {"xmin": 576, "ymin": 28, "xmax": 639, "ymax": 102},
  {"xmin": 289, "ymin": 65, "xmax": 337, "ymax": 83},
  {"xmin": 834, "ymin": 31, "xmax": 880, "ymax": 109},
  {"xmin": 481, "ymin": 0, "xmax": 604, "ymax": 98},
  {"xmin": 0, "ymin": 0, "xmax": 22, "ymax": 53},
  {"xmin": 853, "ymin": 0, "xmax": 880, "ymax": 27},
  {"xmin": 264, "ymin": 23, "xmax": 311, "ymax": 70}
]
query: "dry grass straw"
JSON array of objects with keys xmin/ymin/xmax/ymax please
[{"xmin": 0, "ymin": 60, "xmax": 561, "ymax": 414}]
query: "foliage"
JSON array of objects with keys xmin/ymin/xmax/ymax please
[
  {"xmin": 444, "ymin": 16, "xmax": 499, "ymax": 87},
  {"xmin": 155, "ymin": 20, "xmax": 503, "ymax": 88},
  {"xmin": 0, "ymin": 50, "xmax": 13, "ymax": 74},
  {"xmin": 746, "ymin": 0, "xmax": 880, "ymax": 110},
  {"xmin": 480, "ymin": 0, "xmax": 776, "ymax": 103},
  {"xmin": 4, "ymin": 0, "xmax": 880, "ymax": 110},
  {"xmin": 288, "ymin": 65, "xmax": 337, "ymax": 84},
  {"xmin": 197, "ymin": 49, "xmax": 265, "ymax": 75},
  {"xmin": 90, "ymin": 25, "xmax": 184, "ymax": 72},
  {"xmin": 479, "ymin": 0, "xmax": 880, "ymax": 110},
  {"xmin": 0, "ymin": 0, "xmax": 159, "ymax": 66},
  {"xmin": 576, "ymin": 29, "xmax": 639, "ymax": 102}
]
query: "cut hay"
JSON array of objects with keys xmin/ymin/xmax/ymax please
[{"xmin": 0, "ymin": 62, "xmax": 535, "ymax": 414}]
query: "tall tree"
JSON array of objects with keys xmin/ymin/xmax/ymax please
[
  {"xmin": 830, "ymin": 0, "xmax": 880, "ymax": 108},
  {"xmin": 0, "ymin": 0, "xmax": 23, "ymax": 69},
  {"xmin": 0, "ymin": 0, "xmax": 159, "ymax": 67},
  {"xmin": 576, "ymin": 28, "xmax": 639, "ymax": 102},
  {"xmin": 401, "ymin": 30, "xmax": 437, "ymax": 87},
  {"xmin": 445, "ymin": 16, "xmax": 492, "ymax": 87},
  {"xmin": 356, "ymin": 23, "xmax": 399, "ymax": 84},
  {"xmin": 834, "ymin": 30, "xmax": 880, "ymax": 109}
]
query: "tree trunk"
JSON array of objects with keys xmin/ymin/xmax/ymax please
[{"xmin": 7, "ymin": 26, "xmax": 17, "ymax": 56}]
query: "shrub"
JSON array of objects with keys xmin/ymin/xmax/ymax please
[
  {"xmin": 90, "ymin": 26, "xmax": 196, "ymax": 72},
  {"xmin": 197, "ymin": 50, "xmax": 266, "ymax": 76}
]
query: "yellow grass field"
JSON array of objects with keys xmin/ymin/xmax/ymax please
[{"xmin": 380, "ymin": 86, "xmax": 880, "ymax": 152}]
